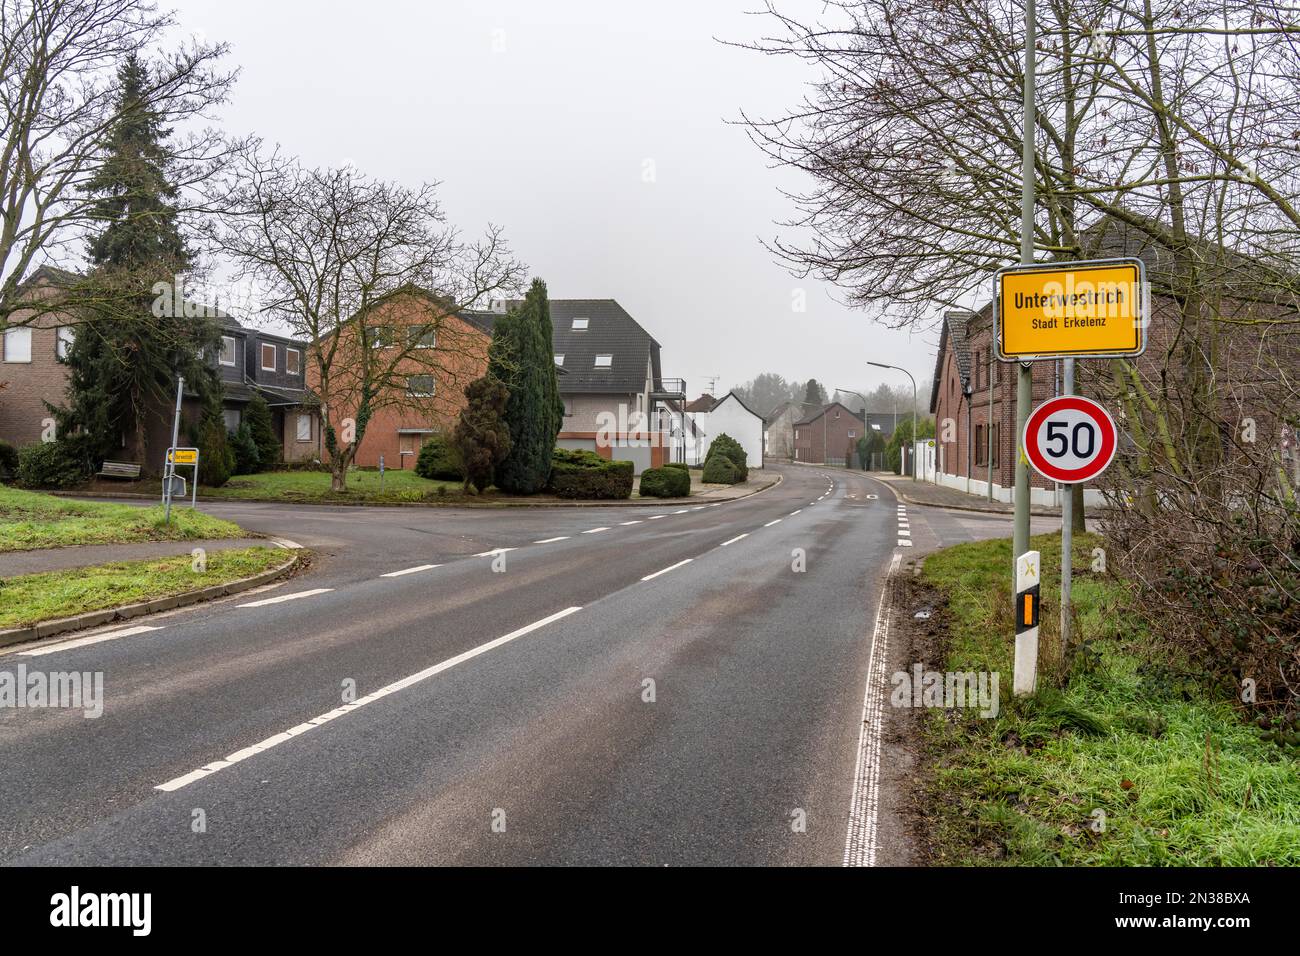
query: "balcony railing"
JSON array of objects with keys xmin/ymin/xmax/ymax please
[{"xmin": 650, "ymin": 377, "xmax": 687, "ymax": 400}]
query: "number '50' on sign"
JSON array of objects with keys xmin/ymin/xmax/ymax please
[{"xmin": 1023, "ymin": 395, "xmax": 1118, "ymax": 484}]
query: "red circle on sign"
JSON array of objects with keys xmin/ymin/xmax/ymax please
[{"xmin": 1022, "ymin": 396, "xmax": 1117, "ymax": 483}]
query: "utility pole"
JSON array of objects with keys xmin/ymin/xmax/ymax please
[
  {"xmin": 1012, "ymin": 0, "xmax": 1037, "ymax": 694},
  {"xmin": 1013, "ymin": 0, "xmax": 1036, "ymax": 570},
  {"xmin": 868, "ymin": 362, "xmax": 917, "ymax": 481},
  {"xmin": 164, "ymin": 376, "xmax": 184, "ymax": 527}
]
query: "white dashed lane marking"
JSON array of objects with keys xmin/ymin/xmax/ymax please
[
  {"xmin": 19, "ymin": 625, "xmax": 162, "ymax": 657},
  {"xmin": 533, "ymin": 536, "xmax": 569, "ymax": 544},
  {"xmin": 380, "ymin": 564, "xmax": 441, "ymax": 578},
  {"xmin": 582, "ymin": 527, "xmax": 610, "ymax": 534},
  {"xmin": 237, "ymin": 588, "xmax": 334, "ymax": 608},
  {"xmin": 641, "ymin": 559, "xmax": 693, "ymax": 582},
  {"xmin": 474, "ymin": 547, "xmax": 517, "ymax": 557},
  {"xmin": 720, "ymin": 534, "xmax": 749, "ymax": 547}
]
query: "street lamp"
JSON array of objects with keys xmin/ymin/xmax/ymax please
[{"xmin": 868, "ymin": 362, "xmax": 918, "ymax": 482}]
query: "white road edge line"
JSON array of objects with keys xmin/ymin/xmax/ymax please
[
  {"xmin": 720, "ymin": 533, "xmax": 749, "ymax": 546},
  {"xmin": 380, "ymin": 564, "xmax": 441, "ymax": 578},
  {"xmin": 20, "ymin": 625, "xmax": 161, "ymax": 657},
  {"xmin": 641, "ymin": 558, "xmax": 692, "ymax": 581},
  {"xmin": 844, "ymin": 552, "xmax": 902, "ymax": 867},
  {"xmin": 533, "ymin": 536, "xmax": 570, "ymax": 544},
  {"xmin": 237, "ymin": 588, "xmax": 333, "ymax": 608},
  {"xmin": 154, "ymin": 606, "xmax": 584, "ymax": 793}
]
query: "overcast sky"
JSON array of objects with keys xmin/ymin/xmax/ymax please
[{"xmin": 171, "ymin": 0, "xmax": 939, "ymax": 404}]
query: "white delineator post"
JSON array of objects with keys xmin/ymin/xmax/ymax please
[{"xmin": 1014, "ymin": 550, "xmax": 1041, "ymax": 695}]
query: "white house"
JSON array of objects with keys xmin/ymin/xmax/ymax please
[{"xmin": 690, "ymin": 391, "xmax": 765, "ymax": 469}]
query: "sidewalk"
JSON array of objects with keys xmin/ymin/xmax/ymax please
[
  {"xmin": 864, "ymin": 471, "xmax": 1070, "ymax": 517},
  {"xmin": 0, "ymin": 537, "xmax": 268, "ymax": 578}
]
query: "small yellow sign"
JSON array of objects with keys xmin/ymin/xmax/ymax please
[
  {"xmin": 997, "ymin": 259, "xmax": 1145, "ymax": 360},
  {"xmin": 169, "ymin": 449, "xmax": 198, "ymax": 464}
]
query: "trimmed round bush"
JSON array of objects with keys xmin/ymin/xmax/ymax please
[
  {"xmin": 702, "ymin": 454, "xmax": 739, "ymax": 484},
  {"xmin": 17, "ymin": 441, "xmax": 91, "ymax": 489},
  {"xmin": 547, "ymin": 448, "xmax": 633, "ymax": 499},
  {"xmin": 415, "ymin": 435, "xmax": 463, "ymax": 481},
  {"xmin": 705, "ymin": 434, "xmax": 748, "ymax": 481},
  {"xmin": 639, "ymin": 465, "xmax": 691, "ymax": 498}
]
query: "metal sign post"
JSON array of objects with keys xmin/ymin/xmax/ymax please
[{"xmin": 163, "ymin": 377, "xmax": 184, "ymax": 526}]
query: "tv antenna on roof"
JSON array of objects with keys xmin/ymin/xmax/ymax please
[{"xmin": 703, "ymin": 375, "xmax": 720, "ymax": 396}]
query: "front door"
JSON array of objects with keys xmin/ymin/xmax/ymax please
[{"xmin": 399, "ymin": 434, "xmax": 420, "ymax": 469}]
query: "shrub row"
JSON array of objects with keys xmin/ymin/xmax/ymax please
[{"xmin": 546, "ymin": 448, "xmax": 633, "ymax": 499}]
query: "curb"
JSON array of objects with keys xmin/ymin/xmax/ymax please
[
  {"xmin": 0, "ymin": 548, "xmax": 303, "ymax": 650},
  {"xmin": 51, "ymin": 474, "xmax": 783, "ymax": 509}
]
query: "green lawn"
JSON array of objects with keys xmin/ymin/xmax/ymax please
[
  {"xmin": 205, "ymin": 468, "xmax": 462, "ymax": 502},
  {"xmin": 0, "ymin": 485, "xmax": 245, "ymax": 553},
  {"xmin": 0, "ymin": 547, "xmax": 290, "ymax": 629},
  {"xmin": 918, "ymin": 531, "xmax": 1300, "ymax": 866}
]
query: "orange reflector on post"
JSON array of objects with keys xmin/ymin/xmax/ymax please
[{"xmin": 1023, "ymin": 593, "xmax": 1033, "ymax": 625}]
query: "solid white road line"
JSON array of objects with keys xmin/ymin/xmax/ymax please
[
  {"xmin": 641, "ymin": 558, "xmax": 693, "ymax": 581},
  {"xmin": 380, "ymin": 564, "xmax": 441, "ymax": 578},
  {"xmin": 843, "ymin": 553, "xmax": 902, "ymax": 866},
  {"xmin": 19, "ymin": 625, "xmax": 162, "ymax": 657},
  {"xmin": 237, "ymin": 588, "xmax": 333, "ymax": 608},
  {"xmin": 474, "ymin": 547, "xmax": 517, "ymax": 557},
  {"xmin": 155, "ymin": 605, "xmax": 584, "ymax": 793},
  {"xmin": 582, "ymin": 527, "xmax": 610, "ymax": 534},
  {"xmin": 720, "ymin": 533, "xmax": 749, "ymax": 547},
  {"xmin": 764, "ymin": 519, "xmax": 782, "ymax": 527},
  {"xmin": 533, "ymin": 536, "xmax": 570, "ymax": 544},
  {"xmin": 619, "ymin": 520, "xmax": 643, "ymax": 525}
]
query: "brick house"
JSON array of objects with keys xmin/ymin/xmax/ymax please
[
  {"xmin": 0, "ymin": 267, "xmax": 317, "ymax": 471},
  {"xmin": 311, "ymin": 288, "xmax": 494, "ymax": 470},
  {"xmin": 764, "ymin": 400, "xmax": 802, "ymax": 459},
  {"xmin": 793, "ymin": 401, "xmax": 868, "ymax": 465}
]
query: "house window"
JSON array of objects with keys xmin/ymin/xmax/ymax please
[
  {"xmin": 990, "ymin": 423, "xmax": 999, "ymax": 468},
  {"xmin": 571, "ymin": 318, "xmax": 589, "ymax": 331},
  {"xmin": 834, "ymin": 409, "xmax": 840, "ymax": 419},
  {"xmin": 219, "ymin": 335, "xmax": 237, "ymax": 366},
  {"xmin": 370, "ymin": 326, "xmax": 395, "ymax": 348},
  {"xmin": 975, "ymin": 424, "xmax": 985, "ymax": 465},
  {"xmin": 563, "ymin": 398, "xmax": 574, "ymax": 417},
  {"xmin": 794, "ymin": 429, "xmax": 800, "ymax": 440},
  {"xmin": 407, "ymin": 374, "xmax": 436, "ymax": 397},
  {"xmin": 56, "ymin": 326, "xmax": 75, "ymax": 360},
  {"xmin": 296, "ymin": 414, "xmax": 312, "ymax": 442},
  {"xmin": 222, "ymin": 408, "xmax": 241, "ymax": 434},
  {"xmin": 2, "ymin": 327, "xmax": 31, "ymax": 363},
  {"xmin": 554, "ymin": 354, "xmax": 564, "ymax": 366},
  {"xmin": 261, "ymin": 343, "xmax": 277, "ymax": 371},
  {"xmin": 286, "ymin": 347, "xmax": 301, "ymax": 375},
  {"xmin": 847, "ymin": 430, "xmax": 856, "ymax": 438},
  {"xmin": 409, "ymin": 326, "xmax": 437, "ymax": 349},
  {"xmin": 594, "ymin": 354, "xmax": 612, "ymax": 368}
]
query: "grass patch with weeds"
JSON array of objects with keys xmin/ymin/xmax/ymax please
[
  {"xmin": 0, "ymin": 485, "xmax": 244, "ymax": 552},
  {"xmin": 919, "ymin": 531, "xmax": 1300, "ymax": 866},
  {"xmin": 0, "ymin": 547, "xmax": 290, "ymax": 629}
]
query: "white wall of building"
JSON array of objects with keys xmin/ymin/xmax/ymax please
[{"xmin": 694, "ymin": 394, "xmax": 764, "ymax": 469}]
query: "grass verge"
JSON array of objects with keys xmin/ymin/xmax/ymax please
[
  {"xmin": 917, "ymin": 530, "xmax": 1300, "ymax": 866},
  {"xmin": 0, "ymin": 547, "xmax": 290, "ymax": 629},
  {"xmin": 1, "ymin": 485, "xmax": 244, "ymax": 552}
]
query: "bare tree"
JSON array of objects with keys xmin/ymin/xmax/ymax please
[
  {"xmin": 0, "ymin": 0, "xmax": 236, "ymax": 322},
  {"xmin": 221, "ymin": 147, "xmax": 526, "ymax": 492}
]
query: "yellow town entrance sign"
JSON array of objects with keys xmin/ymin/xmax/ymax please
[{"xmin": 995, "ymin": 258, "xmax": 1147, "ymax": 361}]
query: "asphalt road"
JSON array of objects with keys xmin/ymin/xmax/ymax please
[{"xmin": 0, "ymin": 463, "xmax": 1052, "ymax": 865}]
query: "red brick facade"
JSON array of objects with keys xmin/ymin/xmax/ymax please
[{"xmin": 792, "ymin": 402, "xmax": 866, "ymax": 465}]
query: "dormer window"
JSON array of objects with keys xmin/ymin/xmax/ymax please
[
  {"xmin": 594, "ymin": 354, "xmax": 613, "ymax": 368},
  {"xmin": 219, "ymin": 335, "xmax": 237, "ymax": 367},
  {"xmin": 261, "ymin": 342, "xmax": 277, "ymax": 372},
  {"xmin": 571, "ymin": 318, "xmax": 589, "ymax": 331},
  {"xmin": 286, "ymin": 347, "xmax": 301, "ymax": 375},
  {"xmin": 554, "ymin": 354, "xmax": 565, "ymax": 366}
]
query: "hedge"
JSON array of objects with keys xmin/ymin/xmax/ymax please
[
  {"xmin": 663, "ymin": 461, "xmax": 689, "ymax": 472},
  {"xmin": 547, "ymin": 448, "xmax": 633, "ymax": 499},
  {"xmin": 17, "ymin": 441, "xmax": 91, "ymax": 489},
  {"xmin": 414, "ymin": 435, "xmax": 463, "ymax": 481},
  {"xmin": 702, "ymin": 454, "xmax": 740, "ymax": 484},
  {"xmin": 638, "ymin": 465, "xmax": 691, "ymax": 498},
  {"xmin": 0, "ymin": 440, "xmax": 18, "ymax": 481}
]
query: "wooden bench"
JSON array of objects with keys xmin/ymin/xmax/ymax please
[{"xmin": 97, "ymin": 461, "xmax": 142, "ymax": 480}]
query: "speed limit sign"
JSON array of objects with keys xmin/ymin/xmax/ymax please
[{"xmin": 1023, "ymin": 395, "xmax": 1117, "ymax": 484}]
